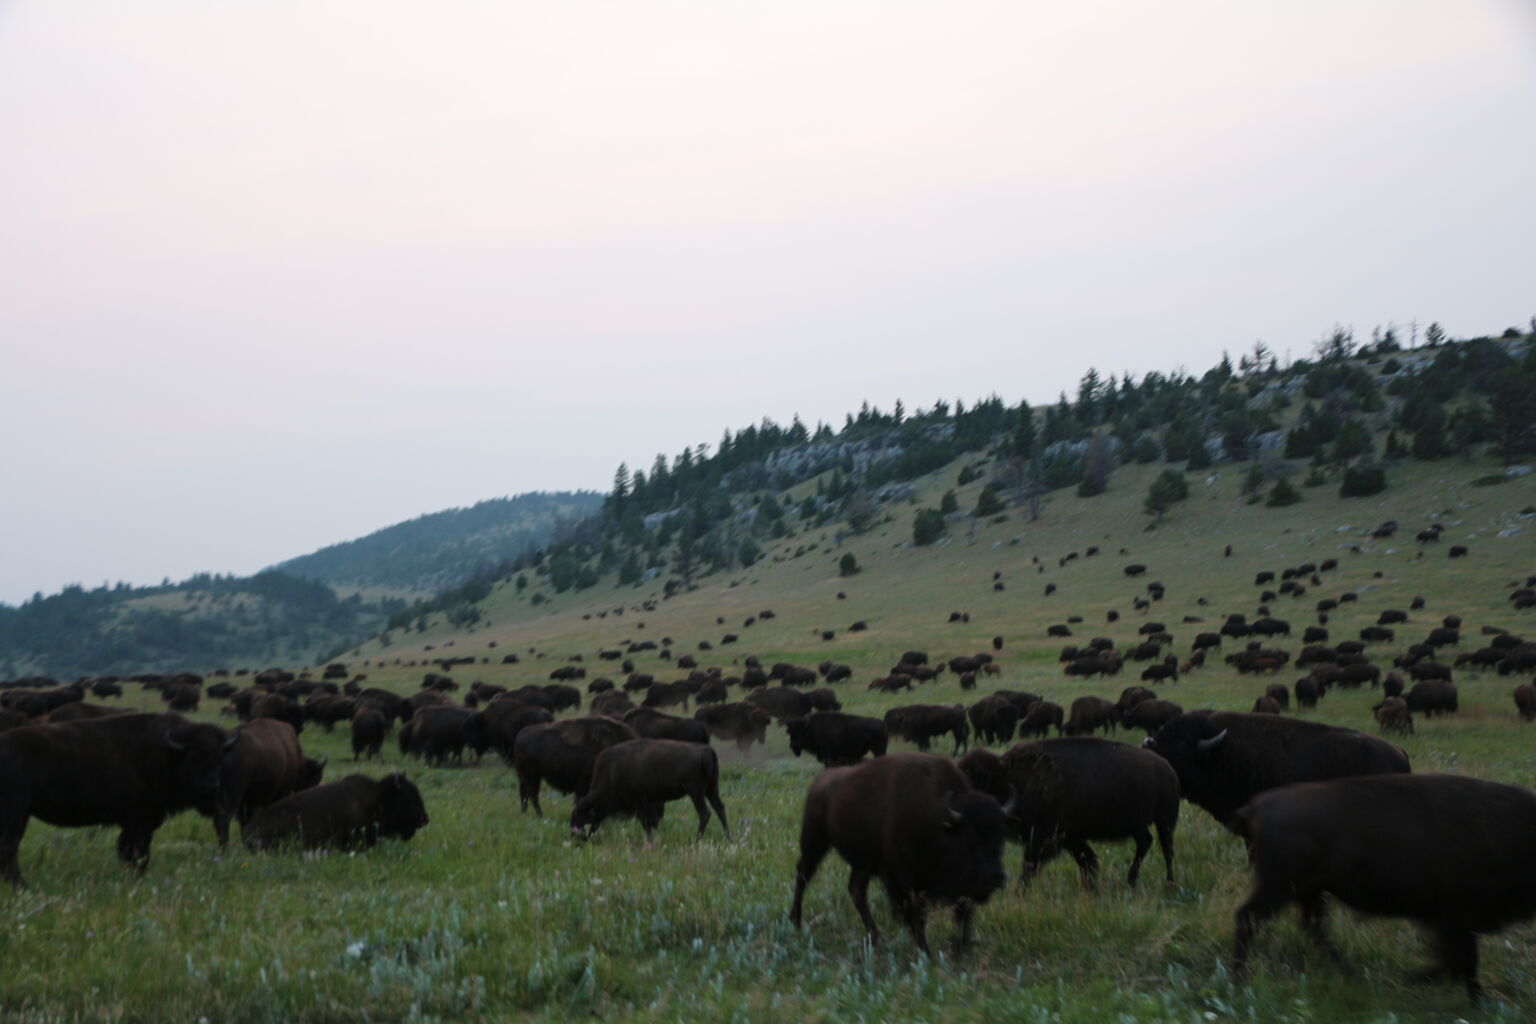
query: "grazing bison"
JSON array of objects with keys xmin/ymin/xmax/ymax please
[
  {"xmin": 466, "ymin": 700, "xmax": 554, "ymax": 763},
  {"xmin": 1119, "ymin": 698, "xmax": 1183, "ymax": 735},
  {"xmin": 244, "ymin": 773, "xmax": 428, "ymax": 851},
  {"xmin": 788, "ymin": 753, "xmax": 1012, "ymax": 955},
  {"xmin": 786, "ymin": 712, "xmax": 888, "ymax": 767},
  {"xmin": 1516, "ymin": 683, "xmax": 1536, "ymax": 722},
  {"xmin": 512, "ymin": 717, "xmax": 638, "ymax": 815},
  {"xmin": 884, "ymin": 705, "xmax": 969, "ymax": 755},
  {"xmin": 203, "ymin": 718, "xmax": 324, "ymax": 848},
  {"xmin": 0, "ymin": 713, "xmax": 235, "ymax": 886},
  {"xmin": 406, "ymin": 706, "xmax": 482, "ymax": 766},
  {"xmin": 622, "ymin": 706, "xmax": 710, "ymax": 746},
  {"xmin": 1063, "ymin": 696, "xmax": 1117, "ymax": 736},
  {"xmin": 1374, "ymin": 696, "xmax": 1413, "ymax": 735},
  {"xmin": 746, "ymin": 687, "xmax": 816, "ymax": 721},
  {"xmin": 351, "ymin": 706, "xmax": 389, "ymax": 761},
  {"xmin": 694, "ymin": 702, "xmax": 772, "ymax": 753},
  {"xmin": 1231, "ymin": 774, "xmax": 1536, "ymax": 1001},
  {"xmin": 570, "ymin": 739, "xmax": 730, "ymax": 841},
  {"xmin": 968, "ymin": 694, "xmax": 1023, "ymax": 745},
  {"xmin": 963, "ymin": 739, "xmax": 1179, "ymax": 889},
  {"xmin": 1018, "ymin": 700, "xmax": 1064, "ymax": 738},
  {"xmin": 1143, "ymin": 711, "xmax": 1410, "ymax": 830},
  {"xmin": 1404, "ymin": 680, "xmax": 1458, "ymax": 716}
]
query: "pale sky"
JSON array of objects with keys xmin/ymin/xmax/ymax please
[{"xmin": 2, "ymin": 1, "xmax": 1534, "ymax": 605}]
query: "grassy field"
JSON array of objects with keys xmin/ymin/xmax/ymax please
[{"xmin": 5, "ymin": 457, "xmax": 1536, "ymax": 1022}]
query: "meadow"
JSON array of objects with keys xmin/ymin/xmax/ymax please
[{"xmin": 4, "ymin": 458, "xmax": 1536, "ymax": 1022}]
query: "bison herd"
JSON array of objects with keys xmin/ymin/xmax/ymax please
[{"xmin": 2, "ymin": 549, "xmax": 1536, "ymax": 1004}]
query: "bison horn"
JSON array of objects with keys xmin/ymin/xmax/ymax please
[
  {"xmin": 222, "ymin": 733, "xmax": 239, "ymax": 751},
  {"xmin": 318, "ymin": 753, "xmax": 329, "ymax": 767},
  {"xmin": 943, "ymin": 790, "xmax": 964, "ymax": 824},
  {"xmin": 999, "ymin": 785, "xmax": 1018, "ymax": 817},
  {"xmin": 1141, "ymin": 737, "xmax": 1156, "ymax": 750},
  {"xmin": 1197, "ymin": 729, "xmax": 1228, "ymax": 751},
  {"xmin": 166, "ymin": 733, "xmax": 187, "ymax": 752}
]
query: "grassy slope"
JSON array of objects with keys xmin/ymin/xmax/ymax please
[{"xmin": 5, "ymin": 456, "xmax": 1536, "ymax": 1023}]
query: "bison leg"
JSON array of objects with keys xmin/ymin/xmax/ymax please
[
  {"xmin": 0, "ymin": 816, "xmax": 29, "ymax": 888},
  {"xmin": 704, "ymin": 786, "xmax": 731, "ymax": 841},
  {"xmin": 1022, "ymin": 832, "xmax": 1061, "ymax": 886},
  {"xmin": 849, "ymin": 868, "xmax": 882, "ymax": 947},
  {"xmin": 116, "ymin": 827, "xmax": 153, "ymax": 875},
  {"xmin": 888, "ymin": 884, "xmax": 930, "ymax": 956},
  {"xmin": 1125, "ymin": 826, "xmax": 1152, "ymax": 887},
  {"xmin": 213, "ymin": 812, "xmax": 232, "ymax": 850},
  {"xmin": 1067, "ymin": 839, "xmax": 1100, "ymax": 890},
  {"xmin": 1297, "ymin": 891, "xmax": 1343, "ymax": 964},
  {"xmin": 1417, "ymin": 925, "xmax": 1482, "ymax": 1001},
  {"xmin": 951, "ymin": 899, "xmax": 976, "ymax": 950},
  {"xmin": 517, "ymin": 769, "xmax": 542, "ymax": 816},
  {"xmin": 687, "ymin": 791, "xmax": 712, "ymax": 840},
  {"xmin": 1232, "ymin": 884, "xmax": 1292, "ymax": 982},
  {"xmin": 789, "ymin": 825, "xmax": 831, "ymax": 930},
  {"xmin": 1155, "ymin": 817, "xmax": 1177, "ymax": 887}
]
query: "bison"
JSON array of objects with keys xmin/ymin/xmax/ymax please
[
  {"xmin": 1143, "ymin": 711, "xmax": 1410, "ymax": 830},
  {"xmin": 884, "ymin": 705, "xmax": 969, "ymax": 755},
  {"xmin": 0, "ymin": 712, "xmax": 235, "ymax": 886},
  {"xmin": 1231, "ymin": 774, "xmax": 1536, "ymax": 1001},
  {"xmin": 203, "ymin": 718, "xmax": 324, "ymax": 848},
  {"xmin": 244, "ymin": 773, "xmax": 428, "ymax": 851},
  {"xmin": 622, "ymin": 706, "xmax": 711, "ymax": 746},
  {"xmin": 694, "ymin": 702, "xmax": 772, "ymax": 753},
  {"xmin": 786, "ymin": 712, "xmax": 888, "ymax": 767},
  {"xmin": 788, "ymin": 753, "xmax": 1012, "ymax": 955},
  {"xmin": 962, "ymin": 739, "xmax": 1179, "ymax": 889},
  {"xmin": 570, "ymin": 739, "xmax": 730, "ymax": 841},
  {"xmin": 512, "ymin": 717, "xmax": 638, "ymax": 815}
]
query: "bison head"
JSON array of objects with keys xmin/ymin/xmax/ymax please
[
  {"xmin": 929, "ymin": 788, "xmax": 1011, "ymax": 905},
  {"xmin": 167, "ymin": 721, "xmax": 239, "ymax": 800},
  {"xmin": 1142, "ymin": 711, "xmax": 1227, "ymax": 774},
  {"xmin": 379, "ymin": 773, "xmax": 429, "ymax": 840}
]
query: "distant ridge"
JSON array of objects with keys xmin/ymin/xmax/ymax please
[{"xmin": 273, "ymin": 491, "xmax": 604, "ymax": 594}]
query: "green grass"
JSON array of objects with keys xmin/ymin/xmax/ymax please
[{"xmin": 5, "ymin": 456, "xmax": 1536, "ymax": 1021}]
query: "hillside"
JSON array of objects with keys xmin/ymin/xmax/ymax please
[
  {"xmin": 360, "ymin": 327, "xmax": 1536, "ymax": 645},
  {"xmin": 273, "ymin": 490, "xmax": 603, "ymax": 594},
  {"xmin": 0, "ymin": 571, "xmax": 398, "ymax": 680}
]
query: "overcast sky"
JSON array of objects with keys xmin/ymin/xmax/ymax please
[{"xmin": 2, "ymin": 1, "xmax": 1534, "ymax": 605}]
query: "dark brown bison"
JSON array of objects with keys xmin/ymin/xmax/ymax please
[
  {"xmin": 570, "ymin": 739, "xmax": 730, "ymax": 841},
  {"xmin": 884, "ymin": 705, "xmax": 969, "ymax": 755},
  {"xmin": 1018, "ymin": 700, "xmax": 1064, "ymax": 738},
  {"xmin": 1404, "ymin": 680, "xmax": 1458, "ymax": 716},
  {"xmin": 693, "ymin": 702, "xmax": 772, "ymax": 753},
  {"xmin": 788, "ymin": 753, "xmax": 1012, "ymax": 955},
  {"xmin": 1143, "ymin": 711, "xmax": 1410, "ymax": 830},
  {"xmin": 1119, "ymin": 698, "xmax": 1184, "ymax": 735},
  {"xmin": 244, "ymin": 773, "xmax": 428, "ymax": 851},
  {"xmin": 201, "ymin": 718, "xmax": 323, "ymax": 848},
  {"xmin": 1374, "ymin": 696, "xmax": 1413, "ymax": 735},
  {"xmin": 785, "ymin": 712, "xmax": 888, "ymax": 767},
  {"xmin": 1063, "ymin": 696, "xmax": 1117, "ymax": 736},
  {"xmin": 961, "ymin": 739, "xmax": 1179, "ymax": 889},
  {"xmin": 465, "ymin": 700, "xmax": 554, "ymax": 763},
  {"xmin": 968, "ymin": 694, "xmax": 1023, "ymax": 745},
  {"xmin": 0, "ymin": 713, "xmax": 235, "ymax": 886},
  {"xmin": 1232, "ymin": 774, "xmax": 1536, "ymax": 1001},
  {"xmin": 405, "ymin": 706, "xmax": 483, "ymax": 765},
  {"xmin": 623, "ymin": 706, "xmax": 710, "ymax": 745},
  {"xmin": 512, "ymin": 717, "xmax": 638, "ymax": 815},
  {"xmin": 351, "ymin": 705, "xmax": 389, "ymax": 761}
]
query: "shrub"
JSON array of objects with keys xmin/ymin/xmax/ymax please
[
  {"xmin": 838, "ymin": 553, "xmax": 860, "ymax": 576},
  {"xmin": 913, "ymin": 509, "xmax": 947, "ymax": 546},
  {"xmin": 1267, "ymin": 478, "xmax": 1302, "ymax": 506},
  {"xmin": 1340, "ymin": 465, "xmax": 1387, "ymax": 497},
  {"xmin": 940, "ymin": 490, "xmax": 959, "ymax": 515},
  {"xmin": 975, "ymin": 485, "xmax": 1006, "ymax": 516}
]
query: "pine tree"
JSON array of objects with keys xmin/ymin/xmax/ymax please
[{"xmin": 1143, "ymin": 469, "xmax": 1190, "ymax": 521}]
